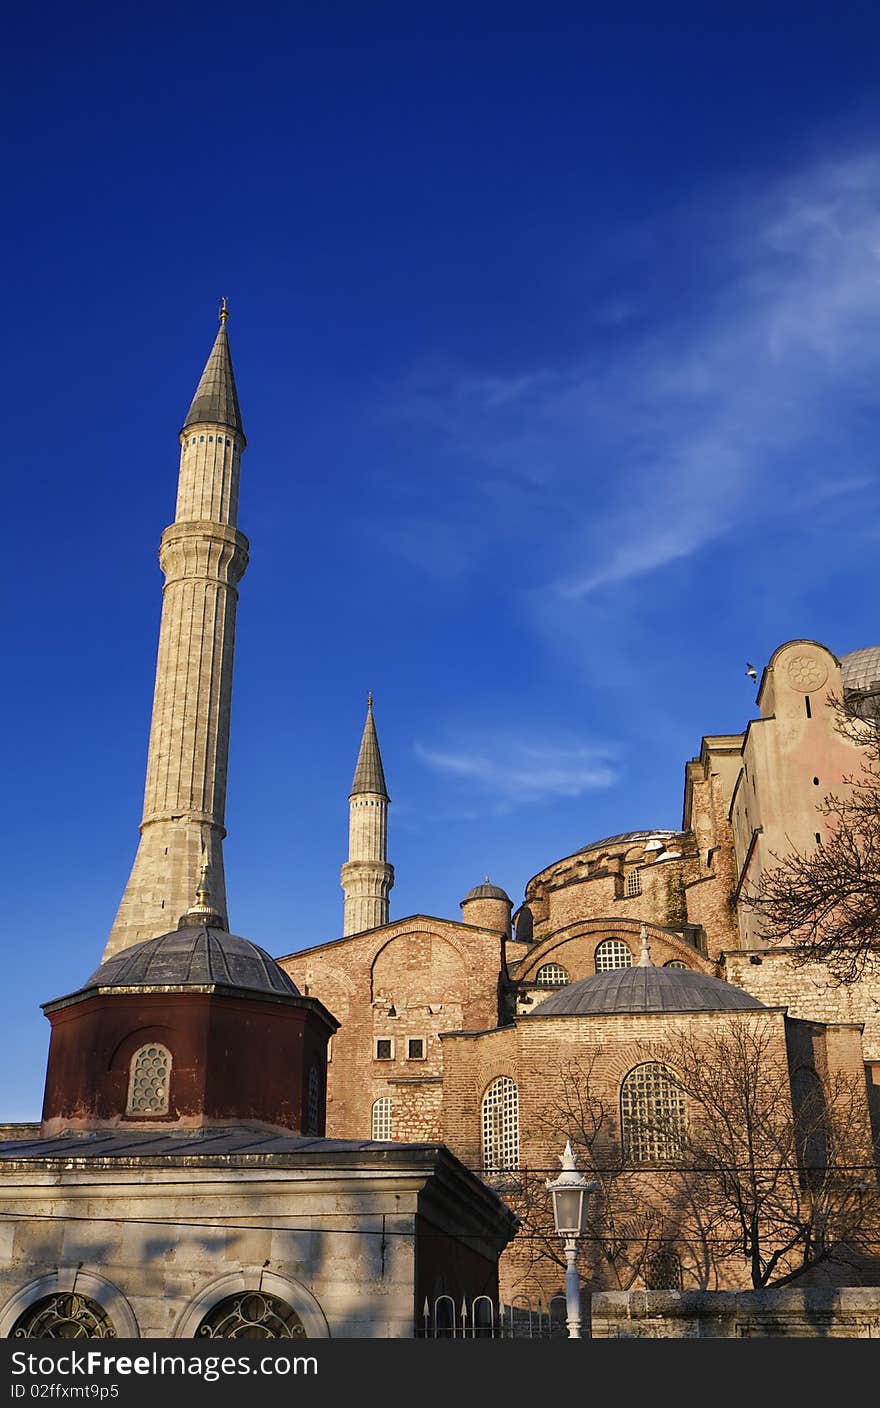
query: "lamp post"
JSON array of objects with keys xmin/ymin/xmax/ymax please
[{"xmin": 545, "ymin": 1140, "xmax": 597, "ymax": 1339}]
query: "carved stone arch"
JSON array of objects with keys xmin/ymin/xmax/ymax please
[
  {"xmin": 173, "ymin": 1269, "xmax": 330, "ymax": 1340},
  {"xmin": 0, "ymin": 1269, "xmax": 140, "ymax": 1339}
]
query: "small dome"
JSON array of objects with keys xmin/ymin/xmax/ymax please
[
  {"xmin": 841, "ymin": 647, "xmax": 880, "ymax": 696},
  {"xmin": 78, "ymin": 928, "xmax": 300, "ymax": 1000},
  {"xmin": 528, "ymin": 965, "xmax": 764, "ymax": 1016},
  {"xmin": 461, "ymin": 880, "xmax": 511, "ymax": 904}
]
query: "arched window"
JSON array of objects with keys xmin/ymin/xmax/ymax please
[
  {"xmin": 11, "ymin": 1293, "xmax": 116, "ymax": 1339},
  {"xmin": 126, "ymin": 1044, "xmax": 171, "ymax": 1115},
  {"xmin": 791, "ymin": 1067, "xmax": 828, "ymax": 1189},
  {"xmin": 481, "ymin": 1077, "xmax": 519, "ymax": 1177},
  {"xmin": 371, "ymin": 1096, "xmax": 393, "ymax": 1141},
  {"xmin": 196, "ymin": 1292, "xmax": 306, "ymax": 1338},
  {"xmin": 306, "ymin": 1065, "xmax": 320, "ymax": 1135},
  {"xmin": 595, "ymin": 938, "xmax": 633, "ymax": 973},
  {"xmin": 535, "ymin": 962, "xmax": 570, "ymax": 988},
  {"xmin": 664, "ymin": 960, "xmax": 688, "ymax": 970},
  {"xmin": 620, "ymin": 1062, "xmax": 687, "ymax": 1164}
]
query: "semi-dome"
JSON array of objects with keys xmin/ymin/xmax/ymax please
[
  {"xmin": 76, "ymin": 927, "xmax": 300, "ymax": 1000},
  {"xmin": 528, "ymin": 965, "xmax": 765, "ymax": 1016},
  {"xmin": 841, "ymin": 646, "xmax": 880, "ymax": 696},
  {"xmin": 462, "ymin": 879, "xmax": 511, "ymax": 903}
]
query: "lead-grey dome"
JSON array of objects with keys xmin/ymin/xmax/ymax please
[
  {"xmin": 78, "ymin": 927, "xmax": 299, "ymax": 999},
  {"xmin": 462, "ymin": 880, "xmax": 511, "ymax": 903},
  {"xmin": 841, "ymin": 647, "xmax": 880, "ymax": 696},
  {"xmin": 528, "ymin": 965, "xmax": 764, "ymax": 1016}
]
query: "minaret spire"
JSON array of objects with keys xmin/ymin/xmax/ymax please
[
  {"xmin": 341, "ymin": 695, "xmax": 394, "ymax": 935},
  {"xmin": 103, "ymin": 307, "xmax": 250, "ymax": 958}
]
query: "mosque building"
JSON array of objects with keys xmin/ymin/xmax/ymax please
[{"xmin": 1, "ymin": 309, "xmax": 878, "ymax": 1335}]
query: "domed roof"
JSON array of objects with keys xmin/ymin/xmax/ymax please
[
  {"xmin": 528, "ymin": 965, "xmax": 765, "ymax": 1016},
  {"xmin": 77, "ymin": 927, "xmax": 300, "ymax": 1000},
  {"xmin": 462, "ymin": 879, "xmax": 511, "ymax": 903},
  {"xmin": 841, "ymin": 647, "xmax": 880, "ymax": 696}
]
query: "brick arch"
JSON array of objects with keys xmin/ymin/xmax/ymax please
[
  {"xmin": 370, "ymin": 929, "xmax": 468, "ymax": 1004},
  {"xmin": 519, "ymin": 918, "xmax": 711, "ymax": 980}
]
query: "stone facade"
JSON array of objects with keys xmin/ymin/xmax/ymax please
[
  {"xmin": 0, "ymin": 1142, "xmax": 516, "ymax": 1339},
  {"xmin": 591, "ymin": 1287, "xmax": 880, "ymax": 1337}
]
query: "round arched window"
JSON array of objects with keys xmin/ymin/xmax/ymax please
[
  {"xmin": 127, "ymin": 1044, "xmax": 171, "ymax": 1115},
  {"xmin": 481, "ymin": 1076, "xmax": 519, "ymax": 1177},
  {"xmin": 595, "ymin": 939, "xmax": 633, "ymax": 973},
  {"xmin": 535, "ymin": 962, "xmax": 570, "ymax": 988},
  {"xmin": 664, "ymin": 960, "xmax": 688, "ymax": 970},
  {"xmin": 11, "ymin": 1293, "xmax": 116, "ymax": 1339},
  {"xmin": 620, "ymin": 1062, "xmax": 687, "ymax": 1164},
  {"xmin": 196, "ymin": 1292, "xmax": 306, "ymax": 1339}
]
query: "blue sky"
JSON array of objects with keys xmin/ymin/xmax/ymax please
[{"xmin": 3, "ymin": 3, "xmax": 880, "ymax": 1116}]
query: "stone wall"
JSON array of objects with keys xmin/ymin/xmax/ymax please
[{"xmin": 591, "ymin": 1287, "xmax": 880, "ymax": 1337}]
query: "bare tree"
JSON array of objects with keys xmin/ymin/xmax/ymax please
[
  {"xmin": 502, "ymin": 1025, "xmax": 879, "ymax": 1298},
  {"xmin": 748, "ymin": 694, "xmax": 880, "ymax": 983},
  {"xmin": 664, "ymin": 1017, "xmax": 880, "ymax": 1288}
]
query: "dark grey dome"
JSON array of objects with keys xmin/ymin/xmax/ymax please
[
  {"xmin": 462, "ymin": 880, "xmax": 511, "ymax": 903},
  {"xmin": 528, "ymin": 965, "xmax": 765, "ymax": 1016},
  {"xmin": 79, "ymin": 927, "xmax": 300, "ymax": 999},
  {"xmin": 841, "ymin": 647, "xmax": 880, "ymax": 696}
]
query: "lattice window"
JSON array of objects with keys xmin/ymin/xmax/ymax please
[
  {"xmin": 595, "ymin": 939, "xmax": 633, "ymax": 973},
  {"xmin": 644, "ymin": 1247, "xmax": 682, "ymax": 1290},
  {"xmin": 535, "ymin": 962, "xmax": 570, "ymax": 988},
  {"xmin": 625, "ymin": 869, "xmax": 642, "ymax": 897},
  {"xmin": 306, "ymin": 1065, "xmax": 320, "ymax": 1135},
  {"xmin": 11, "ymin": 1294, "xmax": 116, "ymax": 1339},
  {"xmin": 481, "ymin": 1076, "xmax": 519, "ymax": 1176},
  {"xmin": 372, "ymin": 1096, "xmax": 393, "ymax": 1141},
  {"xmin": 196, "ymin": 1292, "xmax": 306, "ymax": 1339},
  {"xmin": 126, "ymin": 1043, "xmax": 171, "ymax": 1115},
  {"xmin": 664, "ymin": 960, "xmax": 688, "ymax": 970},
  {"xmin": 620, "ymin": 1062, "xmax": 687, "ymax": 1164}
]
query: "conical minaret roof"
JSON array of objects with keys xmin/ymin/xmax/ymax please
[
  {"xmin": 351, "ymin": 694, "xmax": 389, "ymax": 799},
  {"xmin": 182, "ymin": 301, "xmax": 245, "ymax": 440}
]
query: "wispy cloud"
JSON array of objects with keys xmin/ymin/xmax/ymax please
[
  {"xmin": 414, "ymin": 734, "xmax": 618, "ymax": 806},
  {"xmin": 377, "ymin": 146, "xmax": 880, "ymax": 601}
]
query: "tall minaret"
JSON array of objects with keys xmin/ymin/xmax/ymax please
[
  {"xmin": 103, "ymin": 303, "xmax": 249, "ymax": 959},
  {"xmin": 341, "ymin": 695, "xmax": 394, "ymax": 935}
]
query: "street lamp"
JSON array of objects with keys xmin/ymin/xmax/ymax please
[{"xmin": 545, "ymin": 1140, "xmax": 597, "ymax": 1339}]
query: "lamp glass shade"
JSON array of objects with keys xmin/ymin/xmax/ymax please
[{"xmin": 552, "ymin": 1186, "xmax": 586, "ymax": 1237}]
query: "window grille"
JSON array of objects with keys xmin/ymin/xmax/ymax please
[
  {"xmin": 535, "ymin": 963, "xmax": 569, "ymax": 988},
  {"xmin": 372, "ymin": 1096, "xmax": 393, "ymax": 1141},
  {"xmin": 644, "ymin": 1247, "xmax": 682, "ymax": 1291},
  {"xmin": 196, "ymin": 1293, "xmax": 306, "ymax": 1339},
  {"xmin": 621, "ymin": 1062, "xmax": 687, "ymax": 1164},
  {"xmin": 11, "ymin": 1294, "xmax": 116, "ymax": 1339},
  {"xmin": 625, "ymin": 869, "xmax": 642, "ymax": 897},
  {"xmin": 481, "ymin": 1077, "xmax": 519, "ymax": 1177},
  {"xmin": 126, "ymin": 1044, "xmax": 171, "ymax": 1115},
  {"xmin": 595, "ymin": 939, "xmax": 633, "ymax": 973},
  {"xmin": 664, "ymin": 960, "xmax": 688, "ymax": 970},
  {"xmin": 306, "ymin": 1065, "xmax": 320, "ymax": 1135}
]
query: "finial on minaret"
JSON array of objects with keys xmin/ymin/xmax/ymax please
[
  {"xmin": 219, "ymin": 297, "xmax": 229, "ymax": 325},
  {"xmin": 368, "ymin": 690, "xmax": 373, "ymax": 709},
  {"xmin": 638, "ymin": 922, "xmax": 653, "ymax": 967}
]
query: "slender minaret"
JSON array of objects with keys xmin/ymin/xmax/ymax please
[
  {"xmin": 103, "ymin": 303, "xmax": 249, "ymax": 959},
  {"xmin": 341, "ymin": 694, "xmax": 394, "ymax": 935}
]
